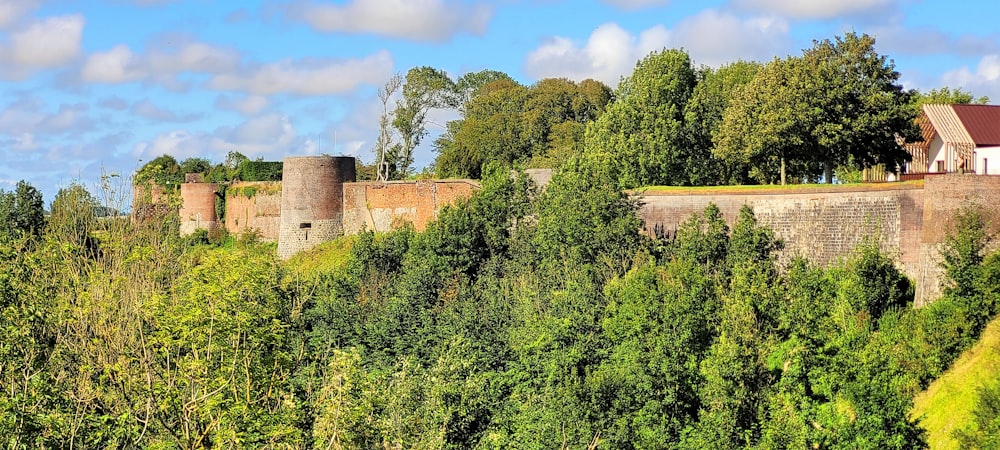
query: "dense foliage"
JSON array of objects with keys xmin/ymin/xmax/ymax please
[
  {"xmin": 3, "ymin": 165, "xmax": 999, "ymax": 448},
  {"xmin": 134, "ymin": 151, "xmax": 282, "ymax": 189}
]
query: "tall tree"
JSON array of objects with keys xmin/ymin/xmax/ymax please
[
  {"xmin": 0, "ymin": 181, "xmax": 46, "ymax": 240},
  {"xmin": 583, "ymin": 48, "xmax": 698, "ymax": 189},
  {"xmin": 435, "ymin": 79, "xmax": 529, "ymax": 179},
  {"xmin": 374, "ymin": 74, "xmax": 403, "ymax": 181},
  {"xmin": 912, "ymin": 86, "xmax": 989, "ymax": 108},
  {"xmin": 392, "ymin": 67, "xmax": 456, "ymax": 178},
  {"xmin": 683, "ymin": 61, "xmax": 762, "ymax": 185},
  {"xmin": 715, "ymin": 33, "xmax": 919, "ymax": 184}
]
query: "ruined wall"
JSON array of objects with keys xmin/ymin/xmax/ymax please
[
  {"xmin": 638, "ymin": 184, "xmax": 929, "ymax": 299},
  {"xmin": 224, "ymin": 181, "xmax": 281, "ymax": 241},
  {"xmin": 915, "ymin": 175, "xmax": 1000, "ymax": 304},
  {"xmin": 277, "ymin": 156, "xmax": 356, "ymax": 259},
  {"xmin": 342, "ymin": 180, "xmax": 479, "ymax": 234},
  {"xmin": 178, "ymin": 182, "xmax": 220, "ymax": 236}
]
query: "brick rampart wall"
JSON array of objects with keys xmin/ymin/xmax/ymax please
[
  {"xmin": 342, "ymin": 180, "xmax": 479, "ymax": 234},
  {"xmin": 915, "ymin": 175, "xmax": 1000, "ymax": 304},
  {"xmin": 224, "ymin": 182, "xmax": 281, "ymax": 241},
  {"xmin": 638, "ymin": 184, "xmax": 929, "ymax": 301}
]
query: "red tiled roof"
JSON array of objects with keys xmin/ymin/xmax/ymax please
[{"xmin": 951, "ymin": 104, "xmax": 1000, "ymax": 147}]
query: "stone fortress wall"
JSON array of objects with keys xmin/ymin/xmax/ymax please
[
  {"xmin": 637, "ymin": 175, "xmax": 1000, "ymax": 306},
  {"xmin": 173, "ymin": 155, "xmax": 478, "ymax": 257},
  {"xmin": 223, "ymin": 181, "xmax": 282, "ymax": 239},
  {"xmin": 167, "ymin": 157, "xmax": 1000, "ymax": 306}
]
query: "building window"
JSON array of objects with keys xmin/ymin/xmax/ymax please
[
  {"xmin": 985, "ymin": 158, "xmax": 989, "ymax": 175},
  {"xmin": 936, "ymin": 160, "xmax": 945, "ymax": 173}
]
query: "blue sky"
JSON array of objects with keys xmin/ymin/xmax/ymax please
[{"xmin": 2, "ymin": 0, "xmax": 1000, "ymax": 203}]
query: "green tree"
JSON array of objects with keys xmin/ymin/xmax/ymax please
[
  {"xmin": 392, "ymin": 66, "xmax": 457, "ymax": 177},
  {"xmin": 715, "ymin": 33, "xmax": 919, "ymax": 184},
  {"xmin": 593, "ymin": 258, "xmax": 715, "ymax": 447},
  {"xmin": 48, "ymin": 182, "xmax": 99, "ymax": 252},
  {"xmin": 584, "ymin": 48, "xmax": 698, "ymax": 188},
  {"xmin": 435, "ymin": 79, "xmax": 529, "ymax": 178},
  {"xmin": 683, "ymin": 62, "xmax": 762, "ymax": 185},
  {"xmin": 913, "ymin": 86, "xmax": 989, "ymax": 108},
  {"xmin": 0, "ymin": 180, "xmax": 46, "ymax": 240}
]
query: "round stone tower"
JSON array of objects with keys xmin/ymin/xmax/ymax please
[
  {"xmin": 277, "ymin": 155, "xmax": 356, "ymax": 259},
  {"xmin": 178, "ymin": 180, "xmax": 220, "ymax": 236}
]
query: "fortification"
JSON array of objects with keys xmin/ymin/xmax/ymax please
[
  {"xmin": 277, "ymin": 156, "xmax": 356, "ymax": 259},
  {"xmin": 225, "ymin": 181, "xmax": 282, "ymax": 241},
  {"xmin": 341, "ymin": 180, "xmax": 479, "ymax": 234},
  {"xmin": 915, "ymin": 175, "xmax": 1000, "ymax": 303},
  {"xmin": 637, "ymin": 175, "xmax": 1000, "ymax": 306},
  {"xmin": 158, "ymin": 156, "xmax": 1000, "ymax": 306},
  {"xmin": 178, "ymin": 179, "xmax": 220, "ymax": 236}
]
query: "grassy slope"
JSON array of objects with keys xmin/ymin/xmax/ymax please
[
  {"xmin": 284, "ymin": 235, "xmax": 355, "ymax": 279},
  {"xmin": 912, "ymin": 315, "xmax": 1000, "ymax": 449}
]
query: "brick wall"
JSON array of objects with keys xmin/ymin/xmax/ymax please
[
  {"xmin": 224, "ymin": 181, "xmax": 281, "ymax": 241},
  {"xmin": 915, "ymin": 175, "xmax": 1000, "ymax": 304},
  {"xmin": 277, "ymin": 156, "xmax": 356, "ymax": 259},
  {"xmin": 638, "ymin": 184, "xmax": 928, "ymax": 300},
  {"xmin": 342, "ymin": 180, "xmax": 479, "ymax": 234},
  {"xmin": 178, "ymin": 182, "xmax": 220, "ymax": 236}
]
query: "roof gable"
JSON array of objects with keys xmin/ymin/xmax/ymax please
[{"xmin": 951, "ymin": 104, "xmax": 1000, "ymax": 147}]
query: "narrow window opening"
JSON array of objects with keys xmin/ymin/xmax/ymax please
[
  {"xmin": 985, "ymin": 158, "xmax": 989, "ymax": 175},
  {"xmin": 299, "ymin": 222, "xmax": 312, "ymax": 229}
]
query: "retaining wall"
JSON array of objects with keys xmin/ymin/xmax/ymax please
[
  {"xmin": 638, "ymin": 176, "xmax": 1000, "ymax": 306},
  {"xmin": 342, "ymin": 180, "xmax": 479, "ymax": 234},
  {"xmin": 915, "ymin": 175, "xmax": 1000, "ymax": 304},
  {"xmin": 224, "ymin": 181, "xmax": 281, "ymax": 241}
]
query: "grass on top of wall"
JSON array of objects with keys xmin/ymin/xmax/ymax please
[
  {"xmin": 636, "ymin": 180, "xmax": 925, "ymax": 195},
  {"xmin": 911, "ymin": 314, "xmax": 1000, "ymax": 449}
]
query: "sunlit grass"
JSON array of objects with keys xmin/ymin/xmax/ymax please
[
  {"xmin": 284, "ymin": 235, "xmax": 356, "ymax": 279},
  {"xmin": 912, "ymin": 315, "xmax": 1000, "ymax": 449},
  {"xmin": 635, "ymin": 180, "xmax": 925, "ymax": 195}
]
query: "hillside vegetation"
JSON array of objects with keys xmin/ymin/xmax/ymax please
[
  {"xmin": 4, "ymin": 30, "xmax": 999, "ymax": 449},
  {"xmin": 912, "ymin": 315, "xmax": 1000, "ymax": 448},
  {"xmin": 2, "ymin": 162, "xmax": 1000, "ymax": 448}
]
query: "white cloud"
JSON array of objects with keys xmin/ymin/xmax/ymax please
[
  {"xmin": 214, "ymin": 94, "xmax": 270, "ymax": 116},
  {"xmin": 0, "ymin": 14, "xmax": 84, "ymax": 79},
  {"xmin": 208, "ymin": 51, "xmax": 394, "ymax": 95},
  {"xmin": 144, "ymin": 41, "xmax": 241, "ymax": 74},
  {"xmin": 0, "ymin": 0, "xmax": 41, "ymax": 29},
  {"xmin": 525, "ymin": 22, "xmax": 670, "ymax": 86},
  {"xmin": 0, "ymin": 98, "xmax": 94, "ymax": 136},
  {"xmin": 7, "ymin": 15, "xmax": 84, "ymax": 67},
  {"xmin": 871, "ymin": 24, "xmax": 1000, "ymax": 57},
  {"xmin": 130, "ymin": 99, "xmax": 201, "ymax": 123},
  {"xmin": 81, "ymin": 40, "xmax": 241, "ymax": 85},
  {"xmin": 131, "ymin": 114, "xmax": 299, "ymax": 162},
  {"xmin": 942, "ymin": 55, "xmax": 1000, "ymax": 101},
  {"xmin": 81, "ymin": 45, "xmax": 145, "ymax": 83},
  {"xmin": 600, "ymin": 0, "xmax": 670, "ymax": 10},
  {"xmin": 670, "ymin": 10, "xmax": 789, "ymax": 66},
  {"xmin": 525, "ymin": 12, "xmax": 789, "ymax": 85},
  {"xmin": 733, "ymin": 0, "xmax": 895, "ymax": 19},
  {"xmin": 292, "ymin": 0, "xmax": 492, "ymax": 42}
]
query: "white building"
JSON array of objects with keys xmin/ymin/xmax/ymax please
[{"xmin": 903, "ymin": 104, "xmax": 1000, "ymax": 176}]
